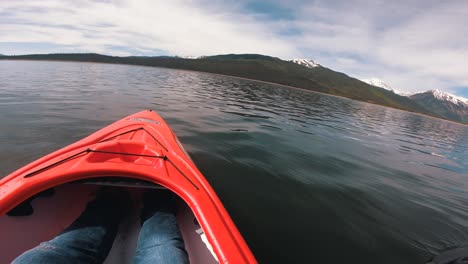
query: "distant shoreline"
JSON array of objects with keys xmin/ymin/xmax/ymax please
[
  {"xmin": 213, "ymin": 77, "xmax": 466, "ymax": 126},
  {"xmin": 1, "ymin": 57, "xmax": 465, "ymax": 126}
]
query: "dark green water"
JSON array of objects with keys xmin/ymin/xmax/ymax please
[{"xmin": 1, "ymin": 60, "xmax": 467, "ymax": 263}]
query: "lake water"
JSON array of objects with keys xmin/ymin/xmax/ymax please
[{"xmin": 1, "ymin": 60, "xmax": 467, "ymax": 263}]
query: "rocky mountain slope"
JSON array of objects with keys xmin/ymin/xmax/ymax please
[
  {"xmin": 410, "ymin": 90, "xmax": 468, "ymax": 123},
  {"xmin": 358, "ymin": 76, "xmax": 467, "ymax": 123}
]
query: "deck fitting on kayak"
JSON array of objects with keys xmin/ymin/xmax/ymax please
[{"xmin": 24, "ymin": 148, "xmax": 167, "ymax": 179}]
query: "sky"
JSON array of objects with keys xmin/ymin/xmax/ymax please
[{"xmin": 1, "ymin": 0, "xmax": 467, "ymax": 97}]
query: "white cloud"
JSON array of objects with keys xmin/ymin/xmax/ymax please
[
  {"xmin": 0, "ymin": 0, "xmax": 298, "ymax": 57},
  {"xmin": 1, "ymin": 0, "xmax": 467, "ymax": 95},
  {"xmin": 376, "ymin": 2, "xmax": 468, "ymax": 90},
  {"xmin": 288, "ymin": 0, "xmax": 468, "ymax": 94}
]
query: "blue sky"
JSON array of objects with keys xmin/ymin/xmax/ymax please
[{"xmin": 1, "ymin": 0, "xmax": 467, "ymax": 97}]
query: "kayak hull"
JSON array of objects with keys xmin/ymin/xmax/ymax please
[{"xmin": 0, "ymin": 110, "xmax": 257, "ymax": 264}]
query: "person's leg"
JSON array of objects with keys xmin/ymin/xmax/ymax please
[
  {"xmin": 133, "ymin": 191, "xmax": 189, "ymax": 264},
  {"xmin": 13, "ymin": 187, "xmax": 126, "ymax": 264}
]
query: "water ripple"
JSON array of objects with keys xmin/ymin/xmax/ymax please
[{"xmin": 0, "ymin": 60, "xmax": 467, "ymax": 264}]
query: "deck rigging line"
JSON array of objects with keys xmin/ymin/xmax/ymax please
[{"xmin": 24, "ymin": 129, "xmax": 199, "ymax": 190}]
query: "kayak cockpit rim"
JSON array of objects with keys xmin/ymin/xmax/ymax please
[{"xmin": 2, "ymin": 176, "xmax": 219, "ymax": 264}]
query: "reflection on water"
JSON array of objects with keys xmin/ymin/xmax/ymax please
[{"xmin": 1, "ymin": 61, "xmax": 467, "ymax": 264}]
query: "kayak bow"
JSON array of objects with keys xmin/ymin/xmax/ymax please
[{"xmin": 0, "ymin": 110, "xmax": 257, "ymax": 264}]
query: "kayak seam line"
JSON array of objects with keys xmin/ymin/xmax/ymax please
[
  {"xmin": 99, "ymin": 127, "xmax": 145, "ymax": 143},
  {"xmin": 142, "ymin": 127, "xmax": 169, "ymax": 151},
  {"xmin": 166, "ymin": 158, "xmax": 200, "ymax": 190}
]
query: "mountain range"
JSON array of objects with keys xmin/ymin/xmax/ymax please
[
  {"xmin": 0, "ymin": 53, "xmax": 466, "ymax": 124},
  {"xmin": 362, "ymin": 78, "xmax": 467, "ymax": 123}
]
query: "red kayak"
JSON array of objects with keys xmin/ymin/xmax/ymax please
[{"xmin": 0, "ymin": 110, "xmax": 257, "ymax": 264}]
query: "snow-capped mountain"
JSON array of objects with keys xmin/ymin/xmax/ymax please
[
  {"xmin": 361, "ymin": 78, "xmax": 412, "ymax": 96},
  {"xmin": 410, "ymin": 90, "xmax": 468, "ymax": 123},
  {"xmin": 361, "ymin": 76, "xmax": 467, "ymax": 122},
  {"xmin": 290, "ymin": 59, "xmax": 320, "ymax": 68},
  {"xmin": 429, "ymin": 89, "xmax": 468, "ymax": 105},
  {"xmin": 362, "ymin": 78, "xmax": 392, "ymax": 91}
]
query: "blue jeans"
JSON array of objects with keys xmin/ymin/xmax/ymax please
[
  {"xmin": 13, "ymin": 196, "xmax": 189, "ymax": 264},
  {"xmin": 133, "ymin": 211, "xmax": 189, "ymax": 264}
]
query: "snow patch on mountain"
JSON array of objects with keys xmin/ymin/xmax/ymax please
[
  {"xmin": 290, "ymin": 59, "xmax": 320, "ymax": 68},
  {"xmin": 362, "ymin": 78, "xmax": 392, "ymax": 90},
  {"xmin": 361, "ymin": 78, "xmax": 413, "ymax": 96},
  {"xmin": 177, "ymin": 55, "xmax": 203, "ymax": 59},
  {"xmin": 430, "ymin": 89, "xmax": 468, "ymax": 105}
]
